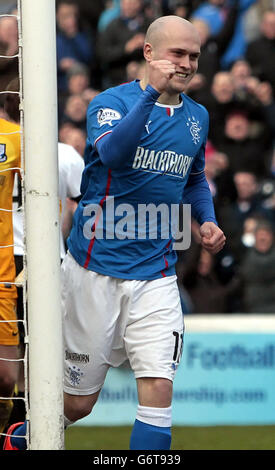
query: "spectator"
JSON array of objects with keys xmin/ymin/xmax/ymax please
[
  {"xmin": 60, "ymin": 94, "xmax": 88, "ymax": 132},
  {"xmin": 194, "ymin": 71, "xmax": 236, "ymax": 146},
  {"xmin": 163, "ymin": 0, "xmax": 192, "ymax": 18},
  {"xmin": 67, "ymin": 63, "xmax": 91, "ymax": 95},
  {"xmin": 204, "ymin": 142, "xmax": 237, "ymax": 207},
  {"xmin": 58, "ymin": 63, "xmax": 90, "ymax": 121},
  {"xmin": 182, "ymin": 246, "xmax": 229, "ymax": 313},
  {"xmin": 240, "ymin": 213, "xmax": 260, "ymax": 248},
  {"xmin": 58, "ymin": 121, "xmax": 78, "ymax": 144},
  {"xmin": 143, "ymin": 0, "xmax": 164, "ymax": 20},
  {"xmin": 217, "ymin": 171, "xmax": 274, "ymax": 263},
  {"xmin": 191, "ymin": 0, "xmax": 227, "ymax": 35},
  {"xmin": 77, "ymin": 0, "xmax": 105, "ymax": 31},
  {"xmin": 61, "ymin": 126, "xmax": 87, "ymax": 157},
  {"xmin": 82, "ymin": 87, "xmax": 101, "ymax": 104},
  {"xmin": 57, "ymin": 63, "xmax": 101, "ymax": 122},
  {"xmin": 0, "ymin": 14, "xmax": 18, "ymax": 96},
  {"xmin": 125, "ymin": 59, "xmax": 146, "ymax": 81},
  {"xmin": 96, "ymin": 0, "xmax": 151, "ymax": 88},
  {"xmin": 238, "ymin": 220, "xmax": 275, "ymax": 313},
  {"xmin": 214, "ymin": 108, "xmax": 273, "ymax": 177},
  {"xmin": 190, "ymin": 0, "xmax": 239, "ymax": 92},
  {"xmin": 198, "ymin": 64, "xmax": 275, "ymax": 144},
  {"xmin": 191, "ymin": 0, "xmax": 257, "ymax": 69},
  {"xmin": 230, "ymin": 60, "xmax": 275, "ymax": 135},
  {"xmin": 56, "ymin": 0, "xmax": 94, "ymax": 94},
  {"xmin": 253, "ymin": 80, "xmax": 275, "ymax": 136},
  {"xmin": 230, "ymin": 58, "xmax": 256, "ymax": 106},
  {"xmin": 245, "ymin": 10, "xmax": 275, "ymax": 94},
  {"xmin": 97, "ymin": 0, "xmax": 121, "ymax": 33},
  {"xmin": 230, "ymin": 58, "xmax": 251, "ymax": 90}
]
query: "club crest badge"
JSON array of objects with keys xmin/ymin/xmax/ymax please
[
  {"xmin": 97, "ymin": 108, "xmax": 121, "ymax": 127},
  {"xmin": 186, "ymin": 117, "xmax": 202, "ymax": 145},
  {"xmin": 0, "ymin": 143, "xmax": 7, "ymax": 163}
]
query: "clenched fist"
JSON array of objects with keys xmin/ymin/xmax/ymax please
[
  {"xmin": 147, "ymin": 60, "xmax": 177, "ymax": 94},
  {"xmin": 199, "ymin": 221, "xmax": 226, "ymax": 255}
]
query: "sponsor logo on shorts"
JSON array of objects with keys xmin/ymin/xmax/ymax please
[
  {"xmin": 65, "ymin": 349, "xmax": 90, "ymax": 363},
  {"xmin": 68, "ymin": 365, "xmax": 84, "ymax": 386}
]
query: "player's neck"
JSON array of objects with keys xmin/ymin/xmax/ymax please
[
  {"xmin": 139, "ymin": 79, "xmax": 181, "ymax": 105},
  {"xmin": 157, "ymin": 91, "xmax": 181, "ymax": 105}
]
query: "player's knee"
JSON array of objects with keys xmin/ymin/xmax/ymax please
[
  {"xmin": 151, "ymin": 378, "xmax": 172, "ymax": 400},
  {"xmin": 64, "ymin": 393, "xmax": 99, "ymax": 423},
  {"xmin": 65, "ymin": 398, "xmax": 93, "ymax": 422},
  {"xmin": 138, "ymin": 377, "xmax": 173, "ymax": 407}
]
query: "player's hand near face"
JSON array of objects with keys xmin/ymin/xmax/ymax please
[
  {"xmin": 147, "ymin": 60, "xmax": 176, "ymax": 94},
  {"xmin": 199, "ymin": 221, "xmax": 226, "ymax": 254}
]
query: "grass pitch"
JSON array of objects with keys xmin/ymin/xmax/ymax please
[{"xmin": 65, "ymin": 425, "xmax": 275, "ymax": 450}]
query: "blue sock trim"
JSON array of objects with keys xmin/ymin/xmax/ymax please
[
  {"xmin": 10, "ymin": 421, "xmax": 27, "ymax": 450},
  {"xmin": 130, "ymin": 419, "xmax": 171, "ymax": 450}
]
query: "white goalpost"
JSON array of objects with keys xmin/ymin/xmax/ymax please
[{"xmin": 19, "ymin": 0, "xmax": 64, "ymax": 449}]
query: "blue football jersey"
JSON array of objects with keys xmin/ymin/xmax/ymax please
[{"xmin": 68, "ymin": 80, "xmax": 210, "ymax": 280}]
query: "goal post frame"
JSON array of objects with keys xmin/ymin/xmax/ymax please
[{"xmin": 19, "ymin": 0, "xmax": 64, "ymax": 450}]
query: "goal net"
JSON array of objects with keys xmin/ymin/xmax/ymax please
[{"xmin": 0, "ymin": 0, "xmax": 64, "ymax": 450}]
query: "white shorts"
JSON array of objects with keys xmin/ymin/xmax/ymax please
[{"xmin": 61, "ymin": 252, "xmax": 184, "ymax": 395}]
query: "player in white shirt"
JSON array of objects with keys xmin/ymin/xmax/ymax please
[
  {"xmin": 13, "ymin": 141, "xmax": 84, "ymax": 261},
  {"xmin": 8, "ymin": 142, "xmax": 84, "ymax": 433}
]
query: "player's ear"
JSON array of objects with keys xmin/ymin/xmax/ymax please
[{"xmin": 144, "ymin": 42, "xmax": 153, "ymax": 62}]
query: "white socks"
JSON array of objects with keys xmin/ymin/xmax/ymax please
[{"xmin": 136, "ymin": 404, "xmax": 172, "ymax": 427}]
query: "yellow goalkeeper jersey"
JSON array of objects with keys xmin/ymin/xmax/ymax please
[{"xmin": 0, "ymin": 118, "xmax": 21, "ymax": 298}]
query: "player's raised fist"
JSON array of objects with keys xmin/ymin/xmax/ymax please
[{"xmin": 147, "ymin": 60, "xmax": 176, "ymax": 94}]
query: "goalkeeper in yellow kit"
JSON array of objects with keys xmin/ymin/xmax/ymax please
[{"xmin": 0, "ymin": 79, "xmax": 21, "ymax": 434}]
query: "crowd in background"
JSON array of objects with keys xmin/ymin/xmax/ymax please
[{"xmin": 0, "ymin": 0, "xmax": 274, "ymax": 314}]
